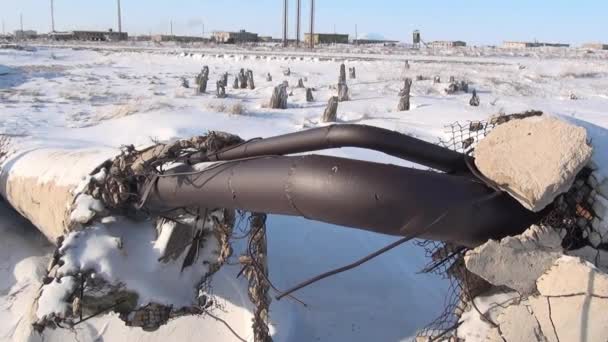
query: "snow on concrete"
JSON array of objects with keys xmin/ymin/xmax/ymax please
[{"xmin": 475, "ymin": 116, "xmax": 593, "ymax": 212}]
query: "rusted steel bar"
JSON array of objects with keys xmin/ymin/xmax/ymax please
[
  {"xmin": 142, "ymin": 155, "xmax": 540, "ymax": 247},
  {"xmin": 200, "ymin": 124, "xmax": 470, "ymax": 174}
]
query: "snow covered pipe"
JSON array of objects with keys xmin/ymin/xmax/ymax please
[{"xmin": 142, "ymin": 155, "xmax": 541, "ymax": 247}]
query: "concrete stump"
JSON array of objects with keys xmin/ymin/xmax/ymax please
[
  {"xmin": 269, "ymin": 83, "xmax": 288, "ymax": 109},
  {"xmin": 306, "ymin": 88, "xmax": 314, "ymax": 102},
  {"xmin": 239, "ymin": 69, "xmax": 247, "ymax": 89},
  {"xmin": 349, "ymin": 67, "xmax": 356, "ymax": 79},
  {"xmin": 233, "ymin": 75, "xmax": 239, "ymax": 89},
  {"xmin": 246, "ymin": 70, "xmax": 255, "ymax": 90},
  {"xmin": 469, "ymin": 89, "xmax": 480, "ymax": 106},
  {"xmin": 297, "ymin": 78, "xmax": 305, "ymax": 88},
  {"xmin": 322, "ymin": 96, "xmax": 339, "ymax": 123},
  {"xmin": 339, "ymin": 64, "xmax": 346, "ymax": 84},
  {"xmin": 216, "ymin": 81, "xmax": 227, "ymax": 98},
  {"xmin": 266, "ymin": 73, "xmax": 272, "ymax": 82},
  {"xmin": 338, "ymin": 83, "xmax": 349, "ymax": 102},
  {"xmin": 398, "ymin": 78, "xmax": 412, "ymax": 111},
  {"xmin": 197, "ymin": 77, "xmax": 208, "ymax": 94}
]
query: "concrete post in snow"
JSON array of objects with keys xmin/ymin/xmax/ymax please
[
  {"xmin": 322, "ymin": 96, "xmax": 339, "ymax": 122},
  {"xmin": 339, "ymin": 63, "xmax": 347, "ymax": 84},
  {"xmin": 470, "ymin": 89, "xmax": 480, "ymax": 106},
  {"xmin": 216, "ymin": 80, "xmax": 227, "ymax": 98},
  {"xmin": 269, "ymin": 83, "xmax": 288, "ymax": 109},
  {"xmin": 239, "ymin": 68, "xmax": 247, "ymax": 89},
  {"xmin": 306, "ymin": 88, "xmax": 314, "ymax": 102},
  {"xmin": 247, "ymin": 69, "xmax": 255, "ymax": 90},
  {"xmin": 338, "ymin": 83, "xmax": 349, "ymax": 102},
  {"xmin": 349, "ymin": 67, "xmax": 356, "ymax": 79},
  {"xmin": 398, "ymin": 78, "xmax": 412, "ymax": 111},
  {"xmin": 233, "ymin": 74, "xmax": 239, "ymax": 89}
]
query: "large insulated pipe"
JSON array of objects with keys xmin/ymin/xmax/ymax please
[
  {"xmin": 142, "ymin": 155, "xmax": 540, "ymax": 247},
  {"xmin": 202, "ymin": 124, "xmax": 470, "ymax": 174}
]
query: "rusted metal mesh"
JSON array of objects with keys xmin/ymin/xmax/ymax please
[{"xmin": 415, "ymin": 110, "xmax": 601, "ymax": 340}]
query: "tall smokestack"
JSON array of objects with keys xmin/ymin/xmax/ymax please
[
  {"xmin": 50, "ymin": 0, "xmax": 55, "ymax": 32},
  {"xmin": 117, "ymin": 0, "xmax": 122, "ymax": 33},
  {"xmin": 309, "ymin": 0, "xmax": 315, "ymax": 49},
  {"xmin": 282, "ymin": 0, "xmax": 288, "ymax": 47},
  {"xmin": 296, "ymin": 0, "xmax": 301, "ymax": 46}
]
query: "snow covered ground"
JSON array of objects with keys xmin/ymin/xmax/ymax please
[{"xmin": 1, "ymin": 44, "xmax": 608, "ymax": 342}]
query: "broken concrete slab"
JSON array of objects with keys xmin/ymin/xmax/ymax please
[
  {"xmin": 465, "ymin": 225, "xmax": 563, "ymax": 295},
  {"xmin": 537, "ymin": 256, "xmax": 608, "ymax": 297},
  {"xmin": 475, "ymin": 116, "xmax": 593, "ymax": 212},
  {"xmin": 546, "ymin": 295, "xmax": 608, "ymax": 342},
  {"xmin": 497, "ymin": 304, "xmax": 546, "ymax": 342},
  {"xmin": 528, "ymin": 296, "xmax": 559, "ymax": 342}
]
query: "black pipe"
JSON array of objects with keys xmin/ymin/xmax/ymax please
[
  {"xmin": 143, "ymin": 155, "xmax": 540, "ymax": 247},
  {"xmin": 199, "ymin": 125, "xmax": 469, "ymax": 174}
]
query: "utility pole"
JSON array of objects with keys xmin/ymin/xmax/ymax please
[
  {"xmin": 355, "ymin": 24, "xmax": 358, "ymax": 45},
  {"xmin": 2, "ymin": 19, "xmax": 5, "ymax": 35},
  {"xmin": 20, "ymin": 13, "xmax": 23, "ymax": 32},
  {"xmin": 296, "ymin": 0, "xmax": 301, "ymax": 47},
  {"xmin": 202, "ymin": 22, "xmax": 205, "ymax": 38},
  {"xmin": 282, "ymin": 0, "xmax": 288, "ymax": 47},
  {"xmin": 170, "ymin": 20, "xmax": 173, "ymax": 36},
  {"xmin": 117, "ymin": 0, "xmax": 122, "ymax": 33},
  {"xmin": 309, "ymin": 0, "xmax": 315, "ymax": 49},
  {"xmin": 50, "ymin": 0, "xmax": 55, "ymax": 32}
]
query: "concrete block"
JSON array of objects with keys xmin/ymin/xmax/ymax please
[
  {"xmin": 497, "ymin": 304, "xmax": 546, "ymax": 342},
  {"xmin": 475, "ymin": 116, "xmax": 592, "ymax": 212},
  {"xmin": 546, "ymin": 295, "xmax": 608, "ymax": 342},
  {"xmin": 465, "ymin": 225, "xmax": 562, "ymax": 295}
]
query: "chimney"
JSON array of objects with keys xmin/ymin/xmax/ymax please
[
  {"xmin": 309, "ymin": 0, "xmax": 315, "ymax": 49},
  {"xmin": 296, "ymin": 0, "xmax": 301, "ymax": 46},
  {"xmin": 282, "ymin": 0, "xmax": 288, "ymax": 47},
  {"xmin": 117, "ymin": 0, "xmax": 122, "ymax": 33}
]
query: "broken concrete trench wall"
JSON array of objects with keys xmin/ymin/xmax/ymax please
[
  {"xmin": 0, "ymin": 136, "xmax": 248, "ymax": 334},
  {"xmin": 440, "ymin": 116, "xmax": 608, "ymax": 342}
]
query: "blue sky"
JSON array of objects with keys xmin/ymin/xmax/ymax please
[{"xmin": 1, "ymin": 0, "xmax": 606, "ymax": 45}]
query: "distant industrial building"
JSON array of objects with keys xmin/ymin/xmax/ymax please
[
  {"xmin": 259, "ymin": 36, "xmax": 281, "ymax": 43},
  {"xmin": 212, "ymin": 30, "xmax": 258, "ymax": 43},
  {"xmin": 353, "ymin": 39, "xmax": 399, "ymax": 46},
  {"xmin": 14, "ymin": 30, "xmax": 38, "ymax": 40},
  {"xmin": 51, "ymin": 30, "xmax": 127, "ymax": 41},
  {"xmin": 503, "ymin": 41, "xmax": 537, "ymax": 49},
  {"xmin": 429, "ymin": 40, "xmax": 467, "ymax": 49},
  {"xmin": 582, "ymin": 43, "xmax": 608, "ymax": 50},
  {"xmin": 151, "ymin": 35, "xmax": 207, "ymax": 43},
  {"xmin": 503, "ymin": 41, "xmax": 570, "ymax": 48},
  {"xmin": 304, "ymin": 33, "xmax": 349, "ymax": 45}
]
